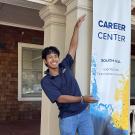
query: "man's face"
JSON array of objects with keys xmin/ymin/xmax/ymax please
[{"xmin": 44, "ymin": 53, "xmax": 60, "ymax": 69}]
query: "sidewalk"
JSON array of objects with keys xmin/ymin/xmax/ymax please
[{"xmin": 0, "ymin": 119, "xmax": 40, "ymax": 135}]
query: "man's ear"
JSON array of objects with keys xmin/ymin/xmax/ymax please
[
  {"xmin": 44, "ymin": 59, "xmax": 47, "ymax": 64},
  {"xmin": 43, "ymin": 59, "xmax": 48, "ymax": 67}
]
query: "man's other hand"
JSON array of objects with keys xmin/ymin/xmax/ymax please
[{"xmin": 83, "ymin": 96, "xmax": 98, "ymax": 103}]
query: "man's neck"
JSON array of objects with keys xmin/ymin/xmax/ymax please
[{"xmin": 49, "ymin": 67, "xmax": 59, "ymax": 76}]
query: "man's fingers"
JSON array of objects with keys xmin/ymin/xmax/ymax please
[
  {"xmin": 90, "ymin": 98, "xmax": 98, "ymax": 103},
  {"xmin": 91, "ymin": 99, "xmax": 98, "ymax": 103},
  {"xmin": 77, "ymin": 15, "xmax": 86, "ymax": 24},
  {"xmin": 88, "ymin": 96, "xmax": 98, "ymax": 103},
  {"xmin": 78, "ymin": 15, "xmax": 86, "ymax": 23},
  {"xmin": 80, "ymin": 15, "xmax": 86, "ymax": 20},
  {"xmin": 74, "ymin": 15, "xmax": 86, "ymax": 28}
]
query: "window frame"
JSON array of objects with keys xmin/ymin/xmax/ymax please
[{"xmin": 18, "ymin": 42, "xmax": 43, "ymax": 101}]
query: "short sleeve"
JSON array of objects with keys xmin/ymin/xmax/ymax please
[
  {"xmin": 41, "ymin": 78, "xmax": 61, "ymax": 103},
  {"xmin": 60, "ymin": 54, "xmax": 74, "ymax": 68}
]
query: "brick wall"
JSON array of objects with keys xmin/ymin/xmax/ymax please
[{"xmin": 0, "ymin": 25, "xmax": 44, "ymax": 121}]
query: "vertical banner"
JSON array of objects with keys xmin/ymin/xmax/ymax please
[{"xmin": 90, "ymin": 0, "xmax": 131, "ymax": 135}]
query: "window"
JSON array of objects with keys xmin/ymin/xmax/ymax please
[
  {"xmin": 18, "ymin": 43, "xmax": 43, "ymax": 101},
  {"xmin": 131, "ymin": 56, "xmax": 135, "ymax": 100}
]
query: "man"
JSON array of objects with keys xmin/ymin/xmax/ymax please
[{"xmin": 41, "ymin": 15, "xmax": 97, "ymax": 135}]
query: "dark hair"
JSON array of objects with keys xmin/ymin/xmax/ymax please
[{"xmin": 42, "ymin": 46, "xmax": 60, "ymax": 60}]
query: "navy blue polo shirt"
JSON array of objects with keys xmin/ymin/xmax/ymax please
[{"xmin": 41, "ymin": 54, "xmax": 88, "ymax": 118}]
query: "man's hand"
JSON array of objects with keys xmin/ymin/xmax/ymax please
[
  {"xmin": 75, "ymin": 15, "xmax": 86, "ymax": 29},
  {"xmin": 82, "ymin": 96, "xmax": 98, "ymax": 103},
  {"xmin": 68, "ymin": 15, "xmax": 86, "ymax": 60}
]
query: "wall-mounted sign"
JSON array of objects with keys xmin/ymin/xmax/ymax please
[{"xmin": 90, "ymin": 0, "xmax": 131, "ymax": 135}]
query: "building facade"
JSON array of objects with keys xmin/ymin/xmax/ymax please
[{"xmin": 0, "ymin": 0, "xmax": 135, "ymax": 135}]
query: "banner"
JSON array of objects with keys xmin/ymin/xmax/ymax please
[{"xmin": 90, "ymin": 0, "xmax": 131, "ymax": 135}]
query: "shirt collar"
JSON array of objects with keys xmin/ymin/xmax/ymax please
[{"xmin": 44, "ymin": 65, "xmax": 66, "ymax": 78}]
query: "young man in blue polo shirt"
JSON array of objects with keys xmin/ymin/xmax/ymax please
[{"xmin": 41, "ymin": 15, "xmax": 97, "ymax": 135}]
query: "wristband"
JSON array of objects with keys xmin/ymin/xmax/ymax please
[{"xmin": 81, "ymin": 96, "xmax": 83, "ymax": 103}]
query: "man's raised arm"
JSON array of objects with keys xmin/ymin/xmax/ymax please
[{"xmin": 68, "ymin": 15, "xmax": 86, "ymax": 60}]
